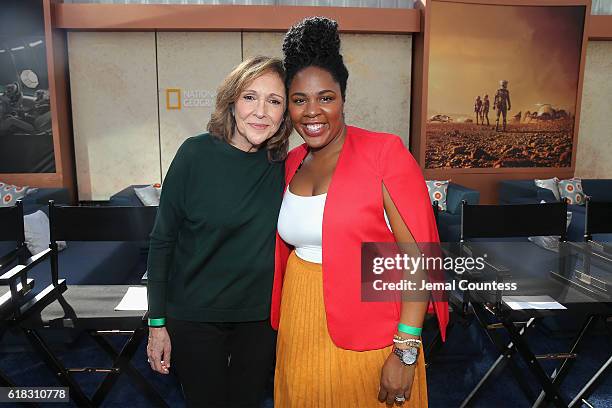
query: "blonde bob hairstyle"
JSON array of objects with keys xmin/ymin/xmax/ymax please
[{"xmin": 207, "ymin": 56, "xmax": 292, "ymax": 162}]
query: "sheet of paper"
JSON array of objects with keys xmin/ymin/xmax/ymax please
[
  {"xmin": 502, "ymin": 295, "xmax": 566, "ymax": 310},
  {"xmin": 115, "ymin": 286, "xmax": 148, "ymax": 311}
]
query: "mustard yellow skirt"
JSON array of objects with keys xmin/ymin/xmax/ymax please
[{"xmin": 274, "ymin": 251, "xmax": 428, "ymax": 407}]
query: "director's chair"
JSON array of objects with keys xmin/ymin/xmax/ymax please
[
  {"xmin": 541, "ymin": 198, "xmax": 612, "ymax": 408},
  {"xmin": 1, "ymin": 201, "xmax": 32, "ymax": 328},
  {"xmin": 456, "ymin": 201, "xmax": 612, "ymax": 408},
  {"xmin": 16, "ymin": 201, "xmax": 167, "ymax": 407},
  {"xmin": 1, "ymin": 201, "xmax": 58, "ymax": 408}
]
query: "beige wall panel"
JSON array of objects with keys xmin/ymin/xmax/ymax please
[
  {"xmin": 243, "ymin": 32, "xmax": 413, "ymax": 149},
  {"xmin": 68, "ymin": 32, "xmax": 160, "ymax": 200},
  {"xmin": 342, "ymin": 34, "xmax": 412, "ymax": 146},
  {"xmin": 575, "ymin": 41, "xmax": 612, "ymax": 179},
  {"xmin": 157, "ymin": 32, "xmax": 242, "ymax": 177},
  {"xmin": 242, "ymin": 32, "xmax": 283, "ymax": 60}
]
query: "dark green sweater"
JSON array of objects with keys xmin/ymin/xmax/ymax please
[{"xmin": 147, "ymin": 133, "xmax": 284, "ymax": 322}]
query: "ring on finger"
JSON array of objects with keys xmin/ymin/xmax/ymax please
[{"xmin": 395, "ymin": 395, "xmax": 406, "ymax": 402}]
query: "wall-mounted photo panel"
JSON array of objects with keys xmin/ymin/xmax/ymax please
[
  {"xmin": 425, "ymin": 0, "xmax": 587, "ymax": 169},
  {"xmin": 0, "ymin": 0, "xmax": 55, "ymax": 173}
]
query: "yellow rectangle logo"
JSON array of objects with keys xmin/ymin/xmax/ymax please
[{"xmin": 166, "ymin": 88, "xmax": 181, "ymax": 110}]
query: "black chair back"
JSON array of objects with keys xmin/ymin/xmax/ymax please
[
  {"xmin": 47, "ymin": 201, "xmax": 158, "ymax": 285},
  {"xmin": 461, "ymin": 201, "xmax": 568, "ymax": 241},
  {"xmin": 0, "ymin": 200, "xmax": 34, "ymax": 318},
  {"xmin": 49, "ymin": 201, "xmax": 158, "ymax": 242},
  {"xmin": 584, "ymin": 197, "xmax": 612, "ymax": 240},
  {"xmin": 0, "ymin": 203, "xmax": 23, "ymax": 241},
  {"xmin": 0, "ymin": 201, "xmax": 26, "ymax": 267}
]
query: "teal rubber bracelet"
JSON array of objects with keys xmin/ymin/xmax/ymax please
[
  {"xmin": 398, "ymin": 323, "xmax": 422, "ymax": 336},
  {"xmin": 148, "ymin": 317, "xmax": 166, "ymax": 327}
]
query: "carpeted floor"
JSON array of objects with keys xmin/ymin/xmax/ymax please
[{"xmin": 1, "ymin": 314, "xmax": 610, "ymax": 407}]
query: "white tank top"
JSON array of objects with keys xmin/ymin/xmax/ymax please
[
  {"xmin": 277, "ymin": 188, "xmax": 392, "ymax": 264},
  {"xmin": 278, "ymin": 188, "xmax": 326, "ymax": 263}
]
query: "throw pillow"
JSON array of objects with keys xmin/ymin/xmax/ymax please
[
  {"xmin": 558, "ymin": 178, "xmax": 585, "ymax": 205},
  {"xmin": 534, "ymin": 177, "xmax": 560, "ymax": 201},
  {"xmin": 134, "ymin": 184, "xmax": 161, "ymax": 206},
  {"xmin": 426, "ymin": 180, "xmax": 450, "ymax": 211},
  {"xmin": 528, "ymin": 235, "xmax": 561, "ymax": 252},
  {"xmin": 0, "ymin": 182, "xmax": 30, "ymax": 207},
  {"xmin": 23, "ymin": 210, "xmax": 67, "ymax": 256}
]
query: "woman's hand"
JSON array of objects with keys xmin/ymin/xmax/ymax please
[
  {"xmin": 147, "ymin": 327, "xmax": 172, "ymax": 374},
  {"xmin": 378, "ymin": 352, "xmax": 416, "ymax": 405}
]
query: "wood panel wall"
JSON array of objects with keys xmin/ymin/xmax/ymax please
[{"xmin": 3, "ymin": 1, "xmax": 610, "ymax": 203}]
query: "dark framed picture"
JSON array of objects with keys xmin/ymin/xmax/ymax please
[
  {"xmin": 425, "ymin": 0, "xmax": 587, "ymax": 170},
  {"xmin": 0, "ymin": 0, "xmax": 55, "ymax": 173}
]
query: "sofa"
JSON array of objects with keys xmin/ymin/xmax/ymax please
[
  {"xmin": 22, "ymin": 187, "xmax": 71, "ymax": 215},
  {"xmin": 433, "ymin": 183, "xmax": 480, "ymax": 242},
  {"xmin": 109, "ymin": 184, "xmax": 152, "ymax": 207},
  {"xmin": 498, "ymin": 179, "xmax": 612, "ymax": 241}
]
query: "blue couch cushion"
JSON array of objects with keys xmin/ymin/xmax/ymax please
[
  {"xmin": 568, "ymin": 204, "xmax": 585, "ymax": 216},
  {"xmin": 536, "ymin": 188, "xmax": 557, "ymax": 202},
  {"xmin": 109, "ymin": 185, "xmax": 149, "ymax": 207},
  {"xmin": 498, "ymin": 180, "xmax": 537, "ymax": 204},
  {"xmin": 582, "ymin": 179, "xmax": 612, "ymax": 202},
  {"xmin": 437, "ymin": 212, "xmax": 460, "ymax": 242},
  {"xmin": 566, "ymin": 205, "xmax": 586, "ymax": 241},
  {"xmin": 438, "ymin": 211, "xmax": 460, "ymax": 226},
  {"xmin": 440, "ymin": 224, "xmax": 462, "ymax": 243},
  {"xmin": 446, "ymin": 184, "xmax": 480, "ymax": 215},
  {"xmin": 22, "ymin": 188, "xmax": 70, "ymax": 215},
  {"xmin": 27, "ymin": 241, "xmax": 142, "ymax": 288},
  {"xmin": 0, "ymin": 240, "xmax": 16, "ymax": 252},
  {"xmin": 0, "ymin": 241, "xmax": 17, "ymax": 263}
]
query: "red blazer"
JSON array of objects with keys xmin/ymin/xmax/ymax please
[{"xmin": 271, "ymin": 126, "xmax": 448, "ymax": 351}]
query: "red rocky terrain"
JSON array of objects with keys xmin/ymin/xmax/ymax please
[{"xmin": 425, "ymin": 119, "xmax": 573, "ymax": 168}]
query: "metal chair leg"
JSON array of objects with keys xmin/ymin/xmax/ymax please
[
  {"xmin": 533, "ymin": 314, "xmax": 597, "ymax": 407},
  {"xmin": 23, "ymin": 328, "xmax": 94, "ymax": 407},
  {"xmin": 90, "ymin": 328, "xmax": 168, "ymax": 407},
  {"xmin": 502, "ymin": 317, "xmax": 568, "ymax": 408}
]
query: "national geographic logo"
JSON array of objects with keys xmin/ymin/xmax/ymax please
[{"xmin": 165, "ymin": 88, "xmax": 215, "ymax": 110}]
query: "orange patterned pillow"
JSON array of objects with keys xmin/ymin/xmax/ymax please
[
  {"xmin": 426, "ymin": 180, "xmax": 450, "ymax": 211},
  {"xmin": 0, "ymin": 182, "xmax": 30, "ymax": 207},
  {"xmin": 558, "ymin": 178, "xmax": 585, "ymax": 205}
]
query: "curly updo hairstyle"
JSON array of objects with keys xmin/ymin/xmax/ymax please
[{"xmin": 282, "ymin": 16, "xmax": 349, "ymax": 100}]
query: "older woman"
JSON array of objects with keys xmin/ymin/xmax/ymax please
[
  {"xmin": 146, "ymin": 56, "xmax": 292, "ymax": 408},
  {"xmin": 273, "ymin": 18, "xmax": 448, "ymax": 407}
]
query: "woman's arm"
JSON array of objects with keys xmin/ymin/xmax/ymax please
[
  {"xmin": 146, "ymin": 139, "xmax": 191, "ymax": 374},
  {"xmin": 377, "ymin": 135, "xmax": 446, "ymax": 332},
  {"xmin": 146, "ymin": 141, "xmax": 190, "ymax": 321},
  {"xmin": 377, "ymin": 184, "xmax": 428, "ymax": 404},
  {"xmin": 382, "ymin": 184, "xmax": 429, "ymax": 336}
]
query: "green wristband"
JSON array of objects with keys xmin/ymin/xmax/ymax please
[
  {"xmin": 398, "ymin": 323, "xmax": 422, "ymax": 336},
  {"xmin": 148, "ymin": 317, "xmax": 166, "ymax": 327}
]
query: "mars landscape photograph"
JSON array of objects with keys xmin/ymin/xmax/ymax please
[{"xmin": 425, "ymin": 1, "xmax": 585, "ymax": 169}]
